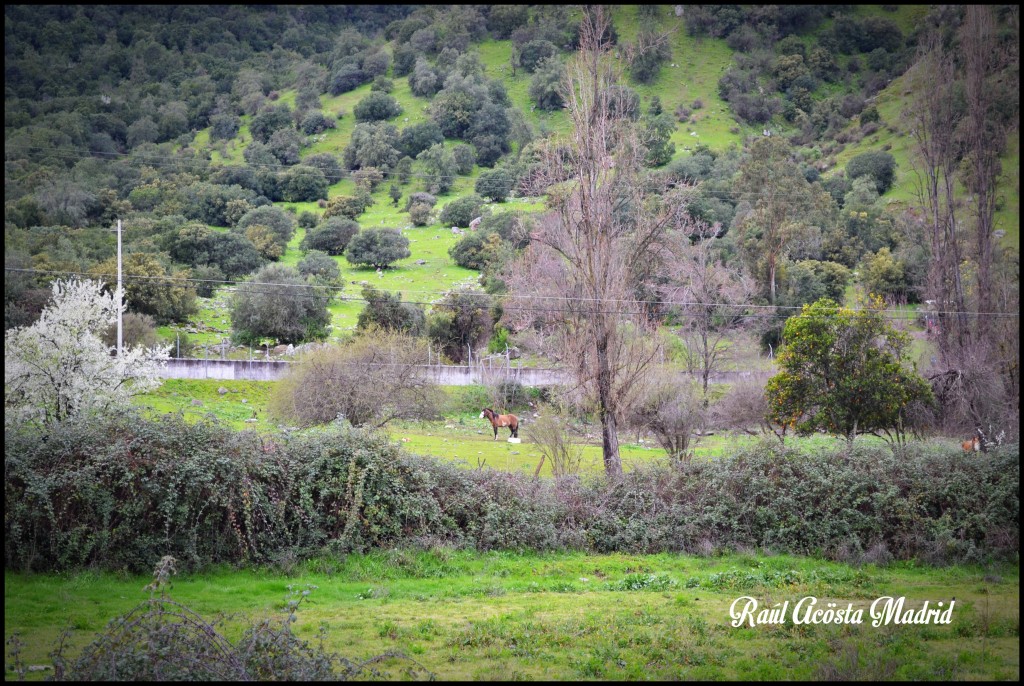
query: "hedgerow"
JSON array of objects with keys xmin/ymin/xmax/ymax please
[{"xmin": 5, "ymin": 411, "xmax": 1018, "ymax": 572}]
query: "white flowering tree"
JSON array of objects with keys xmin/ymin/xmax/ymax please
[{"xmin": 4, "ymin": 279, "xmax": 169, "ymax": 428}]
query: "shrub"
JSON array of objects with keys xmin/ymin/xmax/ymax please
[
  {"xmin": 352, "ymin": 167, "xmax": 384, "ymax": 193},
  {"xmin": 300, "ymin": 217, "xmax": 360, "ymax": 255},
  {"xmin": 322, "ymin": 192, "xmax": 372, "ymax": 220},
  {"xmin": 101, "ymin": 312, "xmax": 161, "ymax": 351},
  {"xmin": 451, "ymin": 143, "xmax": 476, "ymax": 176},
  {"xmin": 392, "ymin": 44, "xmax": 417, "ymax": 77},
  {"xmin": 5, "ymin": 410, "xmax": 1018, "ymax": 572},
  {"xmin": 474, "ymin": 169, "xmax": 513, "ymax": 202},
  {"xmin": 344, "ymin": 122, "xmax": 401, "ymax": 171},
  {"xmin": 427, "ymin": 288, "xmax": 493, "ymax": 362},
  {"xmin": 438, "ymin": 194, "xmax": 485, "ymax": 228},
  {"xmin": 362, "ymin": 50, "xmax": 391, "ymax": 78},
  {"xmin": 236, "ymin": 205, "xmax": 296, "ymax": 247},
  {"xmin": 209, "ymin": 113, "xmax": 241, "ymax": 141},
  {"xmin": 190, "ymin": 263, "xmax": 225, "ymax": 298},
  {"xmin": 449, "ymin": 231, "xmax": 500, "ymax": 270},
  {"xmin": 408, "ymin": 203, "xmax": 433, "ymax": 227},
  {"xmin": 299, "ymin": 111, "xmax": 336, "ymax": 136},
  {"xmin": 371, "ymin": 75, "xmax": 394, "ymax": 94},
  {"xmin": 296, "ymin": 250, "xmax": 341, "ymax": 286},
  {"xmin": 410, "ymin": 57, "xmax": 441, "ymax": 97},
  {"xmin": 353, "ymin": 92, "xmax": 402, "ymax": 122},
  {"xmin": 280, "ymin": 165, "xmax": 329, "ymax": 203},
  {"xmin": 488, "ymin": 5, "xmax": 529, "ymax": 39},
  {"xmin": 329, "ymin": 64, "xmax": 370, "ymax": 95},
  {"xmin": 271, "ymin": 332, "xmax": 441, "ymax": 428},
  {"xmin": 248, "ymin": 104, "xmax": 293, "ymax": 144},
  {"xmin": 356, "ymin": 285, "xmax": 426, "ymax": 335},
  {"xmin": 860, "ymin": 105, "xmax": 881, "ymax": 125},
  {"xmin": 529, "ymin": 56, "xmax": 565, "ymax": 111},
  {"xmin": 302, "ymin": 153, "xmax": 344, "ymax": 185},
  {"xmin": 519, "ymin": 39, "xmax": 558, "ymax": 73},
  {"xmin": 345, "ymin": 228, "xmax": 411, "ymax": 269},
  {"xmin": 40, "ymin": 574, "xmax": 426, "ymax": 681},
  {"xmin": 479, "ymin": 210, "xmax": 531, "ymax": 249},
  {"xmin": 404, "ymin": 191, "xmax": 438, "ymax": 211},
  {"xmin": 629, "ymin": 29, "xmax": 672, "ymax": 83},
  {"xmin": 416, "ymin": 144, "xmax": 456, "ymax": 194},
  {"xmin": 846, "ymin": 150, "xmax": 896, "ymax": 194},
  {"xmin": 471, "ymin": 134, "xmax": 506, "ymax": 168},
  {"xmin": 527, "ymin": 408, "xmax": 585, "ymax": 478},
  {"xmin": 397, "ymin": 121, "xmax": 444, "ymax": 159},
  {"xmin": 229, "ymin": 264, "xmax": 331, "ymax": 345}
]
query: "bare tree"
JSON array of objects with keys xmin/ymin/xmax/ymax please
[
  {"xmin": 527, "ymin": 406, "xmax": 585, "ymax": 478},
  {"xmin": 502, "ymin": 7, "xmax": 671, "ymax": 477},
  {"xmin": 708, "ymin": 376, "xmax": 771, "ymax": 436},
  {"xmin": 962, "ymin": 5, "xmax": 1013, "ymax": 341},
  {"xmin": 907, "ymin": 9, "xmax": 1019, "ymax": 438},
  {"xmin": 630, "ymin": 371, "xmax": 706, "ymax": 464},
  {"xmin": 662, "ymin": 219, "xmax": 756, "ymax": 399},
  {"xmin": 269, "ymin": 330, "xmax": 443, "ymax": 429}
]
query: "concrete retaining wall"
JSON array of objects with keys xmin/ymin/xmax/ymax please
[
  {"xmin": 160, "ymin": 358, "xmax": 569, "ymax": 385},
  {"xmin": 161, "ymin": 358, "xmax": 292, "ymax": 381},
  {"xmin": 160, "ymin": 359, "xmax": 770, "ymax": 386}
]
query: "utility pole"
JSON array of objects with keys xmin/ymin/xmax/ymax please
[{"xmin": 117, "ymin": 218, "xmax": 123, "ymax": 357}]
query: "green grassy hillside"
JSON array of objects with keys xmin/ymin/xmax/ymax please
[{"xmin": 160, "ymin": 5, "xmax": 1017, "ymax": 346}]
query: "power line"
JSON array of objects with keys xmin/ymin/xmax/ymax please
[{"xmin": 7, "ymin": 267, "xmax": 1017, "ymax": 320}]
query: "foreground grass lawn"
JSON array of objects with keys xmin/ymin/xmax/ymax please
[{"xmin": 4, "ymin": 551, "xmax": 1019, "ymax": 681}]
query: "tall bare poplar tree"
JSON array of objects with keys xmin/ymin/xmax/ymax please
[
  {"xmin": 905, "ymin": 20, "xmax": 968, "ymax": 353},
  {"xmin": 502, "ymin": 6, "xmax": 670, "ymax": 476},
  {"xmin": 962, "ymin": 5, "xmax": 1015, "ymax": 340},
  {"xmin": 907, "ymin": 7, "xmax": 1020, "ymax": 437}
]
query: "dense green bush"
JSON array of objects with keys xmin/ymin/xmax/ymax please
[
  {"xmin": 475, "ymin": 169, "xmax": 513, "ymax": 202},
  {"xmin": 236, "ymin": 205, "xmax": 297, "ymax": 248},
  {"xmin": 300, "ymin": 217, "xmax": 360, "ymax": 256},
  {"xmin": 230, "ymin": 263, "xmax": 331, "ymax": 344},
  {"xmin": 846, "ymin": 150, "xmax": 896, "ymax": 194},
  {"xmin": 281, "ymin": 165, "xmax": 329, "ymax": 203},
  {"xmin": 519, "ymin": 39, "xmax": 558, "ymax": 73},
  {"xmin": 353, "ymin": 92, "xmax": 402, "ymax": 122},
  {"xmin": 528, "ymin": 57, "xmax": 565, "ymax": 111},
  {"xmin": 5, "ymin": 411, "xmax": 1018, "ymax": 573},
  {"xmin": 438, "ymin": 194, "xmax": 485, "ymax": 228},
  {"xmin": 397, "ymin": 121, "xmax": 444, "ymax": 159},
  {"xmin": 345, "ymin": 228, "xmax": 411, "ymax": 269},
  {"xmin": 448, "ymin": 232, "xmax": 495, "ymax": 270},
  {"xmin": 356, "ymin": 285, "xmax": 426, "ymax": 335}
]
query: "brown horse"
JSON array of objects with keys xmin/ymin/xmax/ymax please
[{"xmin": 480, "ymin": 408, "xmax": 519, "ymax": 440}]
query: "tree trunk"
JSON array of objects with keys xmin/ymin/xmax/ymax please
[{"xmin": 596, "ymin": 334, "xmax": 622, "ymax": 476}]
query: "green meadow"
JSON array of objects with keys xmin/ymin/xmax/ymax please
[
  {"xmin": 135, "ymin": 379, "xmax": 935, "ymax": 480},
  {"xmin": 4, "ymin": 550, "xmax": 1018, "ymax": 680}
]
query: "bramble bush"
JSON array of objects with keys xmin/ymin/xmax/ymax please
[{"xmin": 5, "ymin": 411, "xmax": 1018, "ymax": 572}]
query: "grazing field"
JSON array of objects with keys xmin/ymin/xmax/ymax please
[
  {"xmin": 135, "ymin": 379, "xmax": 932, "ymax": 478},
  {"xmin": 4, "ymin": 550, "xmax": 1019, "ymax": 681}
]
